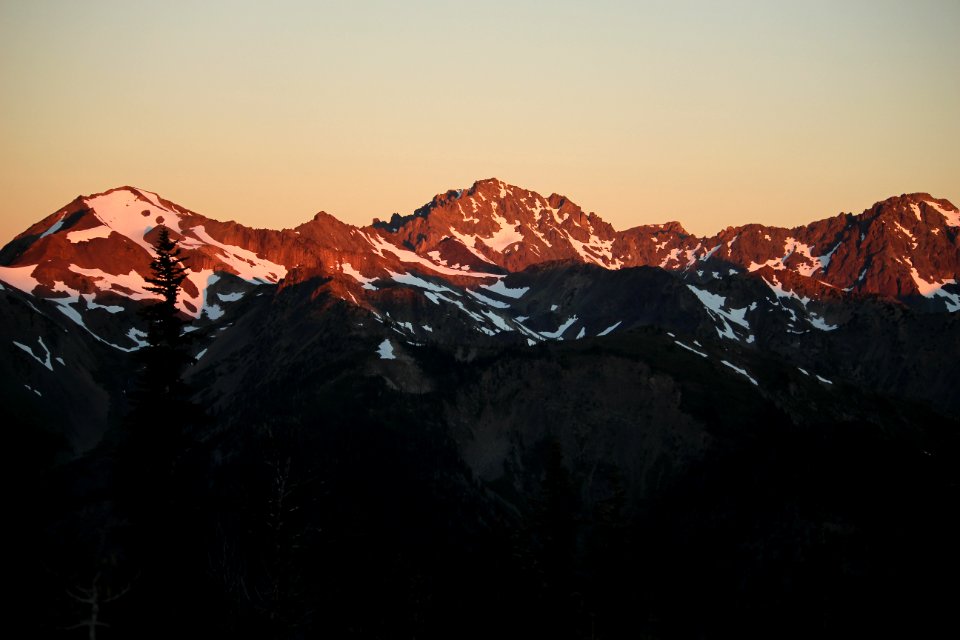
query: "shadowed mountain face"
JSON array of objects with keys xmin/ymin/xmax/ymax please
[
  {"xmin": 2, "ymin": 179, "xmax": 958, "ymax": 447},
  {"xmin": 4, "ymin": 181, "xmax": 960, "ymax": 637}
]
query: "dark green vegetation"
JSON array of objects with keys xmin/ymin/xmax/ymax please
[{"xmin": 8, "ymin": 271, "xmax": 960, "ymax": 639}]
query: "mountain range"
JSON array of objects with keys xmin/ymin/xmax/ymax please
[
  {"xmin": 5, "ymin": 179, "xmax": 960, "ymax": 637},
  {"xmin": 2, "ymin": 178, "xmax": 959, "ymax": 448}
]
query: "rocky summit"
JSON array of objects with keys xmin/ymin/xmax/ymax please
[{"xmin": 3, "ymin": 179, "xmax": 959, "ymax": 443}]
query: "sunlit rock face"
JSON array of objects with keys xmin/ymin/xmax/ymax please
[{"xmin": 2, "ymin": 180, "xmax": 959, "ymax": 454}]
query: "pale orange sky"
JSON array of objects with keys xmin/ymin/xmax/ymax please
[{"xmin": 1, "ymin": 0, "xmax": 958, "ymax": 243}]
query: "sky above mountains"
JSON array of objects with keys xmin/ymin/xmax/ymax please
[{"xmin": 1, "ymin": 0, "xmax": 958, "ymax": 243}]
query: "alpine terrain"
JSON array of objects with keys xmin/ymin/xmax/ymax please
[{"xmin": 4, "ymin": 179, "xmax": 959, "ymax": 638}]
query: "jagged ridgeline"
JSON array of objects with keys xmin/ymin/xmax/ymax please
[{"xmin": 4, "ymin": 180, "xmax": 959, "ymax": 638}]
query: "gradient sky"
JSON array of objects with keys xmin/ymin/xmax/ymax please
[{"xmin": 1, "ymin": 0, "xmax": 958, "ymax": 243}]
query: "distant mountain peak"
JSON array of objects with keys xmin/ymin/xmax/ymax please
[
  {"xmin": 871, "ymin": 193, "xmax": 960, "ymax": 228},
  {"xmin": 2, "ymin": 181, "xmax": 959, "ymax": 337}
]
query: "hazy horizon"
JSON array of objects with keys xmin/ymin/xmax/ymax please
[{"xmin": 2, "ymin": 0, "xmax": 958, "ymax": 243}]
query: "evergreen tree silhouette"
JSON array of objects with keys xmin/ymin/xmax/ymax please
[
  {"xmin": 139, "ymin": 226, "xmax": 191, "ymax": 407},
  {"xmin": 121, "ymin": 225, "xmax": 199, "ymax": 485},
  {"xmin": 116, "ymin": 227, "xmax": 210, "ymax": 636}
]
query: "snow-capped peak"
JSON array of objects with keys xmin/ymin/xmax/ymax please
[{"xmin": 82, "ymin": 186, "xmax": 185, "ymax": 253}]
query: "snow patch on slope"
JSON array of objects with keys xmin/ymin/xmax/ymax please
[
  {"xmin": 13, "ymin": 336, "xmax": 53, "ymax": 371},
  {"xmin": 480, "ymin": 280, "xmax": 529, "ymax": 298},
  {"xmin": 747, "ymin": 237, "xmax": 834, "ymax": 277},
  {"xmin": 597, "ymin": 321, "xmax": 622, "ymax": 336},
  {"xmin": 69, "ymin": 265, "xmax": 154, "ymax": 300},
  {"xmin": 721, "ymin": 360, "xmax": 759, "ymax": 386},
  {"xmin": 365, "ymin": 232, "xmax": 498, "ymax": 277},
  {"xmin": 341, "ymin": 263, "xmax": 379, "ymax": 290},
  {"xmin": 377, "ymin": 339, "xmax": 396, "ymax": 360},
  {"xmin": 762, "ymin": 276, "xmax": 811, "ymax": 305},
  {"xmin": 391, "ymin": 271, "xmax": 456, "ymax": 294},
  {"xmin": 686, "ymin": 285, "xmax": 752, "ymax": 341},
  {"xmin": 444, "ymin": 227, "xmax": 500, "ymax": 265},
  {"xmin": 467, "ymin": 289, "xmax": 512, "ymax": 309},
  {"xmin": 807, "ymin": 313, "xmax": 838, "ymax": 331},
  {"xmin": 480, "ymin": 213, "xmax": 525, "ymax": 252},
  {"xmin": 910, "ymin": 269, "xmax": 960, "ymax": 312},
  {"xmin": 540, "ymin": 315, "xmax": 578, "ymax": 339},
  {"xmin": 0, "ymin": 265, "xmax": 41, "ymax": 294},
  {"xmin": 67, "ymin": 226, "xmax": 113, "ymax": 243},
  {"xmin": 45, "ymin": 280, "xmax": 142, "ymax": 351},
  {"xmin": 84, "ymin": 188, "xmax": 184, "ymax": 253},
  {"xmin": 675, "ymin": 340, "xmax": 707, "ymax": 358},
  {"xmin": 928, "ymin": 201, "xmax": 960, "ymax": 227},
  {"xmin": 480, "ymin": 309, "xmax": 514, "ymax": 332},
  {"xmin": 187, "ymin": 226, "xmax": 286, "ymax": 283},
  {"xmin": 82, "ymin": 294, "xmax": 124, "ymax": 314},
  {"xmin": 567, "ymin": 234, "xmax": 621, "ymax": 268},
  {"xmin": 39, "ymin": 215, "xmax": 67, "ymax": 239}
]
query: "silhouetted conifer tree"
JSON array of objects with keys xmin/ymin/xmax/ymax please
[
  {"xmin": 114, "ymin": 226, "xmax": 212, "ymax": 636},
  {"xmin": 138, "ymin": 226, "xmax": 191, "ymax": 407},
  {"xmin": 124, "ymin": 226, "xmax": 204, "ymax": 462},
  {"xmin": 118, "ymin": 226, "xmax": 197, "ymax": 507}
]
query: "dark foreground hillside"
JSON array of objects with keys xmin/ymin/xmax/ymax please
[{"xmin": 11, "ymin": 324, "xmax": 960, "ymax": 639}]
